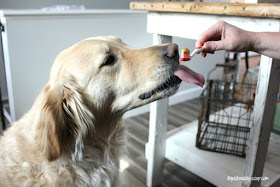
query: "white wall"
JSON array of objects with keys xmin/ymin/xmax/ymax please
[
  {"xmin": 1, "ymin": 10, "xmax": 155, "ymax": 121},
  {"xmin": 0, "ymin": 0, "xmax": 230, "ymax": 10},
  {"xmin": 0, "ymin": 0, "xmax": 148, "ymax": 9}
]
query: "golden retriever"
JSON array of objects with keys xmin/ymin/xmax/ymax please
[{"xmin": 0, "ymin": 36, "xmax": 204, "ymax": 186}]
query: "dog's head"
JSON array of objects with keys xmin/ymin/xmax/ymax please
[{"xmin": 35, "ymin": 36, "xmax": 204, "ymax": 161}]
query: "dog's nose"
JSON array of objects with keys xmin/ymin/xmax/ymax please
[{"xmin": 164, "ymin": 43, "xmax": 179, "ymax": 59}]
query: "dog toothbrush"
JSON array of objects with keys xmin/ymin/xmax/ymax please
[
  {"xmin": 180, "ymin": 48, "xmax": 190, "ymax": 61},
  {"xmin": 180, "ymin": 46, "xmax": 205, "ymax": 61}
]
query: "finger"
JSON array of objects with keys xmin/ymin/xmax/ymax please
[
  {"xmin": 201, "ymin": 51, "xmax": 207, "ymax": 58},
  {"xmin": 204, "ymin": 40, "xmax": 226, "ymax": 52},
  {"xmin": 195, "ymin": 21, "xmax": 225, "ymax": 48},
  {"xmin": 203, "ymin": 53, "xmax": 207, "ymax": 58}
]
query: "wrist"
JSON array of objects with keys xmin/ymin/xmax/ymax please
[
  {"xmin": 247, "ymin": 32, "xmax": 257, "ymax": 51},
  {"xmin": 248, "ymin": 31, "xmax": 259, "ymax": 52}
]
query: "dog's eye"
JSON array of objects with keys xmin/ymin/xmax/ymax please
[{"xmin": 102, "ymin": 55, "xmax": 116, "ymax": 67}]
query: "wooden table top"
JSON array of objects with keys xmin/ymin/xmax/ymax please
[{"xmin": 130, "ymin": 1, "xmax": 280, "ymax": 18}]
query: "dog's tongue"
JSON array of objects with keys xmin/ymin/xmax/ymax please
[{"xmin": 174, "ymin": 65, "xmax": 205, "ymax": 87}]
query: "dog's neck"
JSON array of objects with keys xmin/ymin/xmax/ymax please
[{"xmin": 93, "ymin": 112, "xmax": 124, "ymax": 144}]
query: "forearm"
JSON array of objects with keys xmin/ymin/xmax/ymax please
[{"xmin": 251, "ymin": 32, "xmax": 280, "ymax": 59}]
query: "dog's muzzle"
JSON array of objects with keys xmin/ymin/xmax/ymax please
[{"xmin": 139, "ymin": 44, "xmax": 181, "ymax": 100}]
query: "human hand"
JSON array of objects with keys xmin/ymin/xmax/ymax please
[{"xmin": 195, "ymin": 21, "xmax": 255, "ymax": 57}]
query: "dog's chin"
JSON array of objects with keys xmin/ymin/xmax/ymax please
[{"xmin": 139, "ymin": 75, "xmax": 182, "ymax": 101}]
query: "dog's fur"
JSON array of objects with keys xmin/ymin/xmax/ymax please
[{"xmin": 0, "ymin": 36, "xmax": 182, "ymax": 186}]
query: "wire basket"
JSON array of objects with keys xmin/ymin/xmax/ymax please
[{"xmin": 196, "ymin": 79, "xmax": 256, "ymax": 157}]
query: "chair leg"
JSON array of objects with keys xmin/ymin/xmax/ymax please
[{"xmin": 245, "ymin": 51, "xmax": 249, "ymax": 70}]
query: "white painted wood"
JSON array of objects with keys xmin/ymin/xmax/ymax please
[
  {"xmin": 244, "ymin": 0, "xmax": 258, "ymax": 3},
  {"xmin": 146, "ymin": 33, "xmax": 172, "ymax": 187},
  {"xmin": 147, "ymin": 12, "xmax": 279, "ymax": 39},
  {"xmin": 146, "ymin": 98, "xmax": 169, "ymax": 187},
  {"xmin": 0, "ymin": 16, "xmax": 15, "ymax": 122},
  {"xmin": 243, "ymin": 57, "xmax": 280, "ymax": 187},
  {"xmin": 165, "ymin": 121, "xmax": 280, "ymax": 187},
  {"xmin": 0, "ymin": 27, "xmax": 8, "ymax": 104}
]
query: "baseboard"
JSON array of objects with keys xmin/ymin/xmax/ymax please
[
  {"xmin": 169, "ymin": 87, "xmax": 203, "ymax": 106},
  {"xmin": 124, "ymin": 87, "xmax": 203, "ymax": 118}
]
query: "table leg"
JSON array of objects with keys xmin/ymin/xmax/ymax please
[
  {"xmin": 243, "ymin": 57, "xmax": 280, "ymax": 187},
  {"xmin": 146, "ymin": 34, "xmax": 171, "ymax": 187}
]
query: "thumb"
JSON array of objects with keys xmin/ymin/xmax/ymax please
[{"xmin": 195, "ymin": 40, "xmax": 204, "ymax": 49}]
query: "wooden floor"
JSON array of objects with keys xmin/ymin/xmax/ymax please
[{"xmin": 122, "ymin": 98, "xmax": 215, "ymax": 187}]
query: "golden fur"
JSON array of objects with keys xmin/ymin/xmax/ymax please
[{"xmin": 0, "ymin": 36, "xmax": 182, "ymax": 186}]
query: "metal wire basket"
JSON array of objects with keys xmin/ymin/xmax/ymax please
[{"xmin": 196, "ymin": 65, "xmax": 256, "ymax": 157}]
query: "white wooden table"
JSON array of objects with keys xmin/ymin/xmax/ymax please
[{"xmin": 131, "ymin": 2, "xmax": 280, "ymax": 187}]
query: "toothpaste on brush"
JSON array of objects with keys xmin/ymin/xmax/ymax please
[{"xmin": 175, "ymin": 47, "xmax": 205, "ymax": 87}]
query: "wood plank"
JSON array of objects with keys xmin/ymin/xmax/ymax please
[
  {"xmin": 126, "ymin": 128, "xmax": 147, "ymax": 146},
  {"xmin": 271, "ymin": 178, "xmax": 280, "ymax": 187},
  {"xmin": 122, "ymin": 170, "xmax": 146, "ymax": 187},
  {"xmin": 243, "ymin": 58, "xmax": 280, "ymax": 187},
  {"xmin": 127, "ymin": 142, "xmax": 142, "ymax": 158},
  {"xmin": 163, "ymin": 160, "xmax": 214, "ymax": 187},
  {"xmin": 126, "ymin": 130, "xmax": 146, "ymax": 146},
  {"xmin": 130, "ymin": 114, "xmax": 150, "ymax": 128},
  {"xmin": 172, "ymin": 104, "xmax": 200, "ymax": 120},
  {"xmin": 184, "ymin": 99, "xmax": 202, "ymax": 112},
  {"xmin": 125, "ymin": 118, "xmax": 149, "ymax": 142},
  {"xmin": 130, "ymin": 2, "xmax": 280, "ymax": 18},
  {"xmin": 162, "ymin": 166, "xmax": 192, "ymax": 187},
  {"xmin": 167, "ymin": 114, "xmax": 186, "ymax": 129},
  {"xmin": 146, "ymin": 12, "xmax": 280, "ymax": 41},
  {"xmin": 168, "ymin": 106, "xmax": 194, "ymax": 121},
  {"xmin": 168, "ymin": 106, "xmax": 194, "ymax": 123},
  {"xmin": 126, "ymin": 133, "xmax": 146, "ymax": 156},
  {"xmin": 134, "ymin": 155, "xmax": 148, "ymax": 172},
  {"xmin": 122, "ymin": 155, "xmax": 147, "ymax": 185},
  {"xmin": 176, "ymin": 101, "xmax": 201, "ymax": 113}
]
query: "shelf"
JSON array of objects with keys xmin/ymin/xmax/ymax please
[{"xmin": 165, "ymin": 121, "xmax": 280, "ymax": 187}]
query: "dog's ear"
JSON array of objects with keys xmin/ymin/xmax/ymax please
[
  {"xmin": 35, "ymin": 78, "xmax": 95, "ymax": 162},
  {"xmin": 35, "ymin": 84, "xmax": 66, "ymax": 161},
  {"xmin": 62, "ymin": 77, "xmax": 95, "ymax": 161}
]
